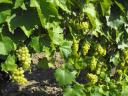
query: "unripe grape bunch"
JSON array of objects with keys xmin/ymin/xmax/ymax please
[
  {"xmin": 95, "ymin": 44, "xmax": 106, "ymax": 56},
  {"xmin": 122, "ymin": 49, "xmax": 128, "ymax": 64},
  {"xmin": 79, "ymin": 21, "xmax": 89, "ymax": 30},
  {"xmin": 90, "ymin": 56, "xmax": 97, "ymax": 71},
  {"xmin": 82, "ymin": 41, "xmax": 90, "ymax": 56},
  {"xmin": 16, "ymin": 46, "xmax": 31, "ymax": 70},
  {"xmin": 11, "ymin": 67, "xmax": 27, "ymax": 85},
  {"xmin": 72, "ymin": 39, "xmax": 79, "ymax": 57},
  {"xmin": 87, "ymin": 73, "xmax": 98, "ymax": 84}
]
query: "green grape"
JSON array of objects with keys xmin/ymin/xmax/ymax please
[
  {"xmin": 11, "ymin": 67, "xmax": 27, "ymax": 85},
  {"xmin": 16, "ymin": 46, "xmax": 31, "ymax": 70},
  {"xmin": 79, "ymin": 22, "xmax": 89, "ymax": 30},
  {"xmin": 72, "ymin": 39, "xmax": 79, "ymax": 57},
  {"xmin": 82, "ymin": 41, "xmax": 90, "ymax": 56},
  {"xmin": 90, "ymin": 56, "xmax": 97, "ymax": 71},
  {"xmin": 87, "ymin": 73, "xmax": 98, "ymax": 84},
  {"xmin": 95, "ymin": 44, "xmax": 106, "ymax": 56}
]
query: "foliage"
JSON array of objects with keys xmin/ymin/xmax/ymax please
[{"xmin": 0, "ymin": 0, "xmax": 128, "ymax": 95}]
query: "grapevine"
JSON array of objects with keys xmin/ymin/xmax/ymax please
[{"xmin": 0, "ymin": 0, "xmax": 128, "ymax": 96}]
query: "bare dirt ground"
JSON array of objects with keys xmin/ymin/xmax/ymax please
[
  {"xmin": 0, "ymin": 52, "xmax": 63, "ymax": 96},
  {"xmin": 0, "ymin": 68, "xmax": 62, "ymax": 96}
]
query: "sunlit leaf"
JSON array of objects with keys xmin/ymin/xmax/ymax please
[
  {"xmin": 55, "ymin": 68, "xmax": 75, "ymax": 85},
  {"xmin": 1, "ymin": 55, "xmax": 17, "ymax": 72}
]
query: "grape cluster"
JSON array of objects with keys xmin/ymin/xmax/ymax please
[
  {"xmin": 11, "ymin": 67, "xmax": 27, "ymax": 85},
  {"xmin": 72, "ymin": 39, "xmax": 79, "ymax": 57},
  {"xmin": 87, "ymin": 73, "xmax": 98, "ymax": 84},
  {"xmin": 122, "ymin": 49, "xmax": 128, "ymax": 64},
  {"xmin": 95, "ymin": 44, "xmax": 106, "ymax": 56},
  {"xmin": 90, "ymin": 56, "xmax": 97, "ymax": 71},
  {"xmin": 79, "ymin": 22, "xmax": 89, "ymax": 30},
  {"xmin": 82, "ymin": 41, "xmax": 90, "ymax": 56},
  {"xmin": 96, "ymin": 63, "xmax": 102, "ymax": 75},
  {"xmin": 16, "ymin": 46, "xmax": 31, "ymax": 70}
]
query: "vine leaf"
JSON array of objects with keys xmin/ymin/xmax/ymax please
[
  {"xmin": 0, "ymin": 42, "xmax": 8, "ymax": 55},
  {"xmin": 29, "ymin": 36, "xmax": 41, "ymax": 52},
  {"xmin": 0, "ymin": 36, "xmax": 14, "ymax": 55},
  {"xmin": 122, "ymin": 85, "xmax": 128, "ymax": 96},
  {"xmin": 64, "ymin": 84, "xmax": 85, "ymax": 96},
  {"xmin": 55, "ymin": 0, "xmax": 71, "ymax": 13},
  {"xmin": 118, "ymin": 41, "xmax": 128, "ymax": 49},
  {"xmin": 110, "ymin": 52, "xmax": 120, "ymax": 66},
  {"xmin": 0, "ymin": 0, "xmax": 12, "ymax": 4},
  {"xmin": 83, "ymin": 3, "xmax": 102, "ymax": 36},
  {"xmin": 100, "ymin": 0, "xmax": 111, "ymax": 16},
  {"xmin": 14, "ymin": 0, "xmax": 24, "ymax": 8},
  {"xmin": 14, "ymin": 0, "xmax": 26, "ymax": 10},
  {"xmin": 59, "ymin": 40, "xmax": 72, "ymax": 58},
  {"xmin": 45, "ymin": 22, "xmax": 63, "ymax": 45},
  {"xmin": 30, "ymin": 0, "xmax": 59, "ymax": 27},
  {"xmin": 115, "ymin": 1, "xmax": 126, "ymax": 13},
  {"xmin": 7, "ymin": 10, "xmax": 41, "ymax": 37},
  {"xmin": 1, "ymin": 55, "xmax": 17, "ymax": 72},
  {"xmin": 83, "ymin": 4, "xmax": 96, "ymax": 29},
  {"xmin": 55, "ymin": 68, "xmax": 76, "ymax": 85},
  {"xmin": 0, "ymin": 10, "xmax": 11, "ymax": 24},
  {"xmin": 106, "ymin": 15, "xmax": 124, "ymax": 30}
]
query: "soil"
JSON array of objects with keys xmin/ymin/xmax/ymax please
[
  {"xmin": 0, "ymin": 68, "xmax": 63, "ymax": 96},
  {"xmin": 0, "ymin": 52, "xmax": 63, "ymax": 96}
]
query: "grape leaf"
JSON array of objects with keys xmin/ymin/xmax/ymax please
[
  {"xmin": 55, "ymin": 68, "xmax": 75, "ymax": 85},
  {"xmin": 64, "ymin": 84, "xmax": 85, "ymax": 96},
  {"xmin": 59, "ymin": 40, "xmax": 72, "ymax": 58},
  {"xmin": 83, "ymin": 3, "xmax": 102, "ymax": 35},
  {"xmin": 45, "ymin": 22, "xmax": 63, "ymax": 45},
  {"xmin": 14, "ymin": 0, "xmax": 24, "ymax": 9},
  {"xmin": 0, "ymin": 35, "xmax": 14, "ymax": 55},
  {"xmin": 7, "ymin": 10, "xmax": 41, "ymax": 37},
  {"xmin": 1, "ymin": 55, "xmax": 17, "ymax": 72},
  {"xmin": 122, "ymin": 86, "xmax": 128, "ymax": 96},
  {"xmin": 0, "ymin": 0, "xmax": 12, "ymax": 4},
  {"xmin": 106, "ymin": 15, "xmax": 125, "ymax": 30},
  {"xmin": 0, "ymin": 42, "xmax": 8, "ymax": 55},
  {"xmin": 118, "ymin": 41, "xmax": 128, "ymax": 49},
  {"xmin": 100, "ymin": 0, "xmax": 111, "ymax": 16},
  {"xmin": 30, "ymin": 36, "xmax": 41, "ymax": 52},
  {"xmin": 115, "ymin": 1, "xmax": 126, "ymax": 13},
  {"xmin": 110, "ymin": 52, "xmax": 120, "ymax": 66},
  {"xmin": 55, "ymin": 0, "xmax": 71, "ymax": 13},
  {"xmin": 30, "ymin": 0, "xmax": 59, "ymax": 27},
  {"xmin": 83, "ymin": 4, "xmax": 96, "ymax": 29},
  {"xmin": 0, "ymin": 10, "xmax": 11, "ymax": 24}
]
